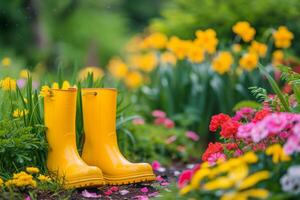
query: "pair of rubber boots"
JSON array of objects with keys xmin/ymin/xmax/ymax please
[{"xmin": 44, "ymin": 88, "xmax": 155, "ymax": 188}]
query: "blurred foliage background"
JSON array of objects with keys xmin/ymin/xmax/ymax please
[{"xmin": 0, "ymin": 0, "xmax": 299, "ymax": 72}]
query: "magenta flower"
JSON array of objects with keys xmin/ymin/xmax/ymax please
[
  {"xmin": 17, "ymin": 79, "xmax": 27, "ymax": 89},
  {"xmin": 152, "ymin": 110, "xmax": 166, "ymax": 118},
  {"xmin": 237, "ymin": 123, "xmax": 254, "ymax": 138},
  {"xmin": 265, "ymin": 113, "xmax": 288, "ymax": 133},
  {"xmin": 178, "ymin": 169, "xmax": 193, "ymax": 188},
  {"xmin": 152, "ymin": 160, "xmax": 161, "ymax": 171},
  {"xmin": 140, "ymin": 187, "xmax": 149, "ymax": 193},
  {"xmin": 185, "ymin": 131, "xmax": 199, "ymax": 141},
  {"xmin": 154, "ymin": 117, "xmax": 166, "ymax": 125}
]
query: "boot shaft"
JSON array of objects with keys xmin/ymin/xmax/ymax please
[
  {"xmin": 44, "ymin": 89, "xmax": 77, "ymax": 148},
  {"xmin": 81, "ymin": 88, "xmax": 117, "ymax": 137}
]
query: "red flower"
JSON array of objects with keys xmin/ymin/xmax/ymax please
[
  {"xmin": 209, "ymin": 113, "xmax": 231, "ymax": 132},
  {"xmin": 178, "ymin": 169, "xmax": 193, "ymax": 188},
  {"xmin": 202, "ymin": 142, "xmax": 223, "ymax": 161},
  {"xmin": 220, "ymin": 120, "xmax": 241, "ymax": 138},
  {"xmin": 225, "ymin": 143, "xmax": 238, "ymax": 150},
  {"xmin": 252, "ymin": 109, "xmax": 270, "ymax": 122}
]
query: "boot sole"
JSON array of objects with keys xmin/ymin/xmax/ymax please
[
  {"xmin": 65, "ymin": 177, "xmax": 106, "ymax": 189},
  {"xmin": 104, "ymin": 174, "xmax": 156, "ymax": 185}
]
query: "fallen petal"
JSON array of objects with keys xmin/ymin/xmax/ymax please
[
  {"xmin": 119, "ymin": 189, "xmax": 130, "ymax": 195},
  {"xmin": 82, "ymin": 190, "xmax": 102, "ymax": 198},
  {"xmin": 140, "ymin": 187, "xmax": 149, "ymax": 193}
]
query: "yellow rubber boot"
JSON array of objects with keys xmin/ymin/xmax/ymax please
[
  {"xmin": 44, "ymin": 88, "xmax": 105, "ymax": 188},
  {"xmin": 81, "ymin": 88, "xmax": 156, "ymax": 185}
]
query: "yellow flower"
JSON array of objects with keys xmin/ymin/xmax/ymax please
[
  {"xmin": 134, "ymin": 52, "xmax": 158, "ymax": 72},
  {"xmin": 142, "ymin": 32, "xmax": 168, "ymax": 49},
  {"xmin": 0, "ymin": 177, "xmax": 3, "ymax": 186},
  {"xmin": 272, "ymin": 50, "xmax": 284, "ymax": 66},
  {"xmin": 233, "ymin": 21, "xmax": 256, "ymax": 42},
  {"xmin": 160, "ymin": 52, "xmax": 177, "ymax": 66},
  {"xmin": 26, "ymin": 167, "xmax": 40, "ymax": 174},
  {"xmin": 212, "ymin": 51, "xmax": 233, "ymax": 74},
  {"xmin": 39, "ymin": 85, "xmax": 51, "ymax": 97},
  {"xmin": 52, "ymin": 82, "xmax": 59, "ymax": 89},
  {"xmin": 125, "ymin": 71, "xmax": 143, "ymax": 89},
  {"xmin": 180, "ymin": 185, "xmax": 193, "ymax": 195},
  {"xmin": 10, "ymin": 171, "xmax": 36, "ymax": 188},
  {"xmin": 273, "ymin": 26, "xmax": 294, "ymax": 48},
  {"xmin": 249, "ymin": 41, "xmax": 268, "ymax": 58},
  {"xmin": 241, "ymin": 151, "xmax": 259, "ymax": 164},
  {"xmin": 1, "ymin": 57, "xmax": 11, "ymax": 67},
  {"xmin": 239, "ymin": 52, "xmax": 258, "ymax": 71},
  {"xmin": 19, "ymin": 69, "xmax": 31, "ymax": 79},
  {"xmin": 0, "ymin": 77, "xmax": 17, "ymax": 91},
  {"xmin": 203, "ymin": 176, "xmax": 235, "ymax": 190},
  {"xmin": 221, "ymin": 189, "xmax": 269, "ymax": 200},
  {"xmin": 266, "ymin": 144, "xmax": 291, "ymax": 163},
  {"xmin": 167, "ymin": 36, "xmax": 192, "ymax": 60},
  {"xmin": 108, "ymin": 57, "xmax": 128, "ymax": 79},
  {"xmin": 187, "ymin": 45, "xmax": 205, "ymax": 63},
  {"xmin": 190, "ymin": 168, "xmax": 210, "ymax": 188},
  {"xmin": 62, "ymin": 80, "xmax": 70, "ymax": 90},
  {"xmin": 13, "ymin": 109, "xmax": 29, "ymax": 118},
  {"xmin": 194, "ymin": 29, "xmax": 218, "ymax": 54},
  {"xmin": 232, "ymin": 44, "xmax": 242, "ymax": 53},
  {"xmin": 78, "ymin": 66, "xmax": 104, "ymax": 80},
  {"xmin": 37, "ymin": 174, "xmax": 51, "ymax": 182},
  {"xmin": 238, "ymin": 170, "xmax": 270, "ymax": 190}
]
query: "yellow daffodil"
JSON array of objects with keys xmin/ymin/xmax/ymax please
[
  {"xmin": 124, "ymin": 71, "xmax": 143, "ymax": 89},
  {"xmin": 13, "ymin": 109, "xmax": 29, "ymax": 118},
  {"xmin": 188, "ymin": 45, "xmax": 205, "ymax": 63},
  {"xmin": 37, "ymin": 174, "xmax": 51, "ymax": 182},
  {"xmin": 26, "ymin": 167, "xmax": 40, "ymax": 174},
  {"xmin": 134, "ymin": 52, "xmax": 158, "ymax": 72},
  {"xmin": 160, "ymin": 52, "xmax": 177, "ymax": 66},
  {"xmin": 238, "ymin": 171, "xmax": 270, "ymax": 190},
  {"xmin": 52, "ymin": 82, "xmax": 59, "ymax": 89},
  {"xmin": 212, "ymin": 51, "xmax": 233, "ymax": 74},
  {"xmin": 78, "ymin": 66, "xmax": 104, "ymax": 80},
  {"xmin": 239, "ymin": 52, "xmax": 258, "ymax": 71},
  {"xmin": 194, "ymin": 29, "xmax": 218, "ymax": 54},
  {"xmin": 61, "ymin": 80, "xmax": 70, "ymax": 90},
  {"xmin": 1, "ymin": 57, "xmax": 11, "ymax": 67},
  {"xmin": 232, "ymin": 44, "xmax": 242, "ymax": 53},
  {"xmin": 249, "ymin": 41, "xmax": 268, "ymax": 58},
  {"xmin": 0, "ymin": 77, "xmax": 17, "ymax": 91},
  {"xmin": 221, "ymin": 188, "xmax": 269, "ymax": 200},
  {"xmin": 272, "ymin": 50, "xmax": 284, "ymax": 66},
  {"xmin": 273, "ymin": 26, "xmax": 294, "ymax": 48},
  {"xmin": 0, "ymin": 177, "xmax": 3, "ymax": 186},
  {"xmin": 232, "ymin": 21, "xmax": 256, "ymax": 42},
  {"xmin": 108, "ymin": 57, "xmax": 129, "ymax": 79},
  {"xmin": 167, "ymin": 36, "xmax": 192, "ymax": 60},
  {"xmin": 39, "ymin": 85, "xmax": 51, "ymax": 97},
  {"xmin": 9, "ymin": 171, "xmax": 37, "ymax": 188},
  {"xmin": 19, "ymin": 69, "xmax": 31, "ymax": 79},
  {"xmin": 266, "ymin": 144, "xmax": 291, "ymax": 163},
  {"xmin": 142, "ymin": 32, "xmax": 168, "ymax": 49}
]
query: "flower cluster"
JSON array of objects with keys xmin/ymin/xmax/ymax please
[
  {"xmin": 180, "ymin": 152, "xmax": 271, "ymax": 200},
  {"xmin": 152, "ymin": 110, "xmax": 175, "ymax": 129},
  {"xmin": 0, "ymin": 77, "xmax": 17, "ymax": 91},
  {"xmin": 107, "ymin": 22, "xmax": 293, "ymax": 89}
]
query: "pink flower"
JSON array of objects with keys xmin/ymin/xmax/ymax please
[
  {"xmin": 152, "ymin": 160, "xmax": 161, "ymax": 171},
  {"xmin": 233, "ymin": 107, "xmax": 255, "ymax": 121},
  {"xmin": 110, "ymin": 186, "xmax": 119, "ymax": 192},
  {"xmin": 104, "ymin": 189, "xmax": 113, "ymax": 196},
  {"xmin": 207, "ymin": 152, "xmax": 226, "ymax": 165},
  {"xmin": 140, "ymin": 187, "xmax": 149, "ymax": 193},
  {"xmin": 265, "ymin": 113, "xmax": 288, "ymax": 133},
  {"xmin": 82, "ymin": 190, "xmax": 102, "ymax": 198},
  {"xmin": 185, "ymin": 131, "xmax": 199, "ymax": 141},
  {"xmin": 250, "ymin": 122, "xmax": 269, "ymax": 143},
  {"xmin": 119, "ymin": 190, "xmax": 130, "ymax": 195},
  {"xmin": 178, "ymin": 170, "xmax": 193, "ymax": 188},
  {"xmin": 165, "ymin": 135, "xmax": 177, "ymax": 144},
  {"xmin": 161, "ymin": 182, "xmax": 169, "ymax": 186},
  {"xmin": 25, "ymin": 196, "xmax": 31, "ymax": 200},
  {"xmin": 135, "ymin": 195, "xmax": 149, "ymax": 200},
  {"xmin": 156, "ymin": 175, "xmax": 164, "ymax": 181},
  {"xmin": 164, "ymin": 118, "xmax": 175, "ymax": 128},
  {"xmin": 233, "ymin": 149, "xmax": 243, "ymax": 157},
  {"xmin": 154, "ymin": 117, "xmax": 166, "ymax": 125},
  {"xmin": 133, "ymin": 118, "xmax": 145, "ymax": 125},
  {"xmin": 284, "ymin": 135, "xmax": 300, "ymax": 155},
  {"xmin": 152, "ymin": 110, "xmax": 166, "ymax": 118},
  {"xmin": 237, "ymin": 123, "xmax": 254, "ymax": 138}
]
